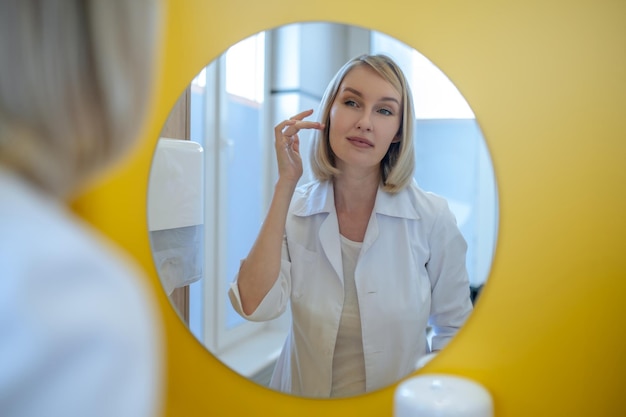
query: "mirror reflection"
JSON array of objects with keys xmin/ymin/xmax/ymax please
[{"xmin": 148, "ymin": 22, "xmax": 498, "ymax": 398}]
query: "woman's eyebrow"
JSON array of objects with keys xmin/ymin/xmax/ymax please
[
  {"xmin": 342, "ymin": 87, "xmax": 363, "ymax": 97},
  {"xmin": 342, "ymin": 86, "xmax": 400, "ymax": 105}
]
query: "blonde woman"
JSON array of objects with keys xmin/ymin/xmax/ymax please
[
  {"xmin": 230, "ymin": 54, "xmax": 473, "ymax": 397},
  {"xmin": 0, "ymin": 1, "xmax": 163, "ymax": 416}
]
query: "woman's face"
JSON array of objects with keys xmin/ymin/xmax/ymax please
[{"xmin": 328, "ymin": 65, "xmax": 402, "ymax": 175}]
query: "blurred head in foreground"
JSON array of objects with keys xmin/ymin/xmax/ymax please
[{"xmin": 0, "ymin": 0, "xmax": 161, "ymax": 197}]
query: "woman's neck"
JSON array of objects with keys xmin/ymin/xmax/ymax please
[
  {"xmin": 332, "ymin": 169, "xmax": 380, "ymax": 214},
  {"xmin": 332, "ymin": 171, "xmax": 379, "ymax": 242}
]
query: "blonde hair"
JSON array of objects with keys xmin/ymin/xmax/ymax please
[
  {"xmin": 0, "ymin": 0, "xmax": 161, "ymax": 197},
  {"xmin": 310, "ymin": 54, "xmax": 415, "ymax": 193}
]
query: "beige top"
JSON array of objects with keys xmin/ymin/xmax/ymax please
[{"xmin": 330, "ymin": 234, "xmax": 366, "ymax": 397}]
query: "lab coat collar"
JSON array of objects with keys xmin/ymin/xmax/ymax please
[
  {"xmin": 290, "ymin": 180, "xmax": 335, "ymax": 216},
  {"xmin": 291, "ymin": 180, "xmax": 421, "ymax": 221},
  {"xmin": 290, "ymin": 180, "xmax": 421, "ymax": 286}
]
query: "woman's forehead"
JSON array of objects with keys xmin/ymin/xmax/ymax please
[{"xmin": 339, "ymin": 65, "xmax": 402, "ymax": 102}]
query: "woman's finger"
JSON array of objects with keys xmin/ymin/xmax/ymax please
[
  {"xmin": 274, "ymin": 109, "xmax": 317, "ymax": 135},
  {"xmin": 289, "ymin": 109, "xmax": 314, "ymax": 121},
  {"xmin": 281, "ymin": 120, "xmax": 323, "ymax": 138},
  {"xmin": 274, "ymin": 119, "xmax": 297, "ymax": 137}
]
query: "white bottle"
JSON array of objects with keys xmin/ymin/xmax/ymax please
[{"xmin": 394, "ymin": 374, "xmax": 493, "ymax": 417}]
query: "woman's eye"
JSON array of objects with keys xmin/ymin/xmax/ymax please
[
  {"xmin": 378, "ymin": 108, "xmax": 393, "ymax": 116},
  {"xmin": 344, "ymin": 100, "xmax": 358, "ymax": 107}
]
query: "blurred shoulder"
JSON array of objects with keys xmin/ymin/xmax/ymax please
[{"xmin": 0, "ymin": 168, "xmax": 163, "ymax": 416}]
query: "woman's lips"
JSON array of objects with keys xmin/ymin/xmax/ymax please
[{"xmin": 347, "ymin": 136, "xmax": 374, "ymax": 148}]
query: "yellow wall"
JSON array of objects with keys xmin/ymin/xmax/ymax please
[{"xmin": 73, "ymin": 0, "xmax": 626, "ymax": 416}]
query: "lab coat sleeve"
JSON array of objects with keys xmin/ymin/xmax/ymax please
[
  {"xmin": 426, "ymin": 201, "xmax": 473, "ymax": 351},
  {"xmin": 228, "ymin": 235, "xmax": 292, "ymax": 322}
]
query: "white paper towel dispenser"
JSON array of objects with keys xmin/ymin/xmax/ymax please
[{"xmin": 147, "ymin": 138, "xmax": 204, "ymax": 295}]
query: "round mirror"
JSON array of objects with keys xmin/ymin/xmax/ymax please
[{"xmin": 147, "ymin": 21, "xmax": 498, "ymax": 398}]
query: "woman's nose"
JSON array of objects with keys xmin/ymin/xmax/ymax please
[{"xmin": 356, "ymin": 112, "xmax": 373, "ymax": 131}]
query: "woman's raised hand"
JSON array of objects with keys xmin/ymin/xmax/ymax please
[{"xmin": 274, "ymin": 109, "xmax": 324, "ymax": 186}]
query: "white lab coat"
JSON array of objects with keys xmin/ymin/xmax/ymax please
[
  {"xmin": 229, "ymin": 179, "xmax": 472, "ymax": 397},
  {"xmin": 0, "ymin": 168, "xmax": 163, "ymax": 417}
]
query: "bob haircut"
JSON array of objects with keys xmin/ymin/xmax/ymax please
[
  {"xmin": 0, "ymin": 0, "xmax": 161, "ymax": 197},
  {"xmin": 310, "ymin": 54, "xmax": 415, "ymax": 194}
]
